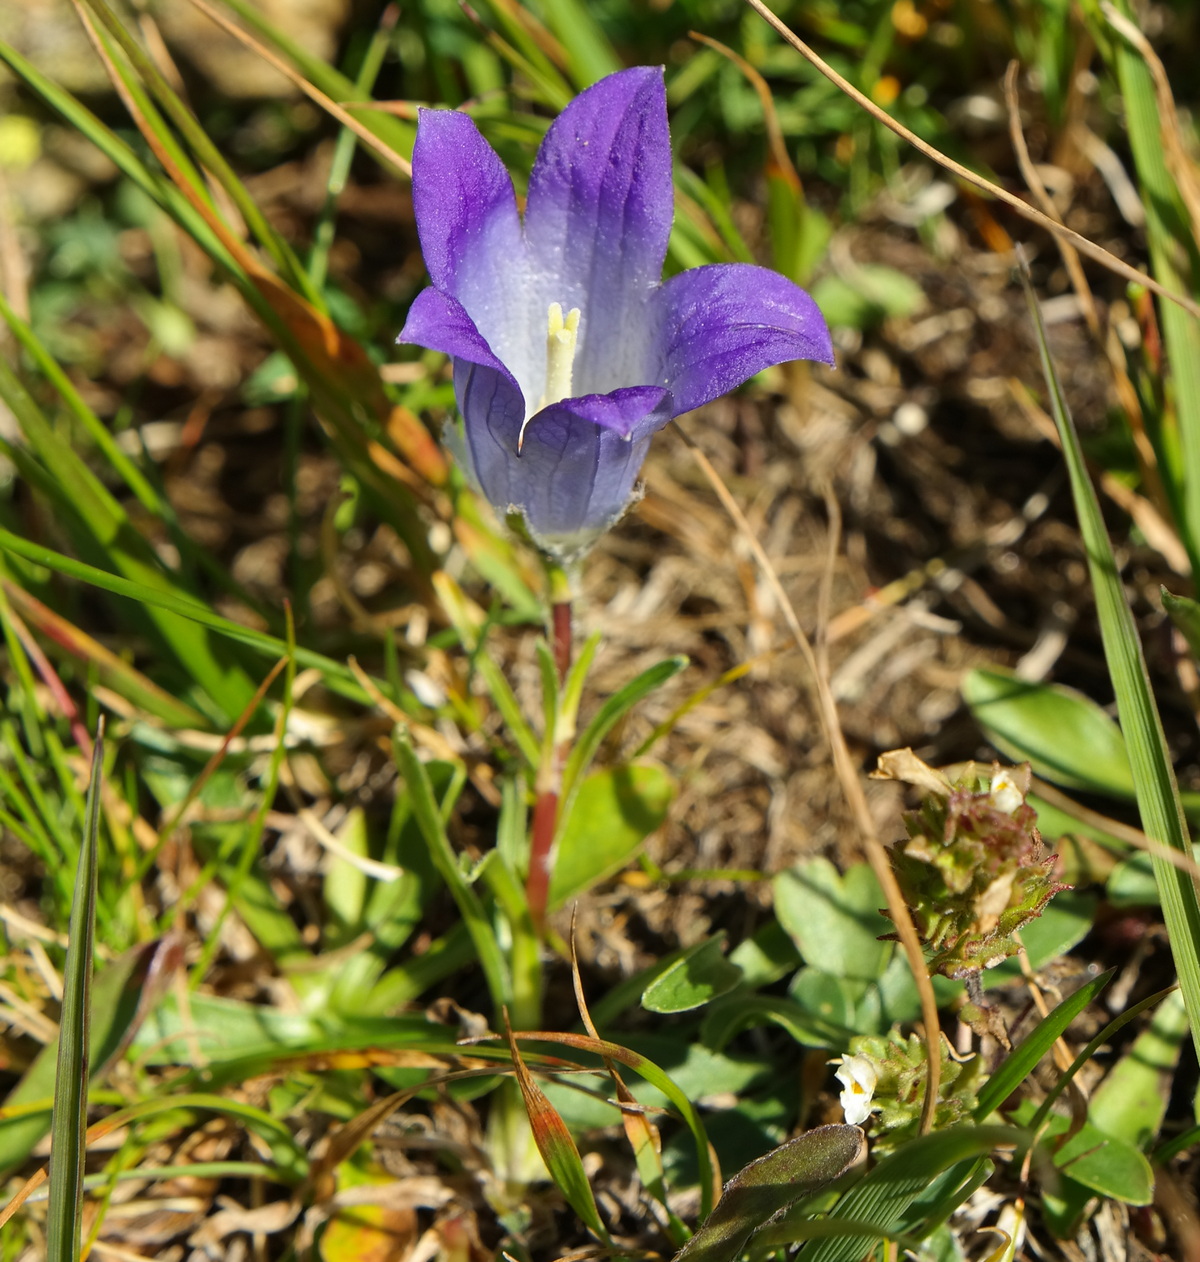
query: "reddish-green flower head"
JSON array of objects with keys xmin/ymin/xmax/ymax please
[{"xmin": 399, "ymin": 67, "xmax": 833, "ymax": 559}]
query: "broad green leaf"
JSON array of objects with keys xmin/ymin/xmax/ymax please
[
  {"xmin": 774, "ymin": 859, "xmax": 891, "ymax": 982},
  {"xmin": 788, "ymin": 967, "xmax": 861, "ymax": 1032},
  {"xmin": 672, "ymin": 1127, "xmax": 865, "ymax": 1262},
  {"xmin": 797, "ymin": 1126, "xmax": 1023, "ymax": 1262},
  {"xmin": 1089, "ymin": 989, "xmax": 1188, "ymax": 1148},
  {"xmin": 46, "ymin": 733, "xmax": 102, "ymax": 1262},
  {"xmin": 549, "ymin": 763, "xmax": 675, "ymax": 908},
  {"xmin": 1108, "ymin": 846, "xmax": 1200, "ymax": 906},
  {"xmin": 962, "ymin": 666, "xmax": 1134, "ymax": 797},
  {"xmin": 973, "ymin": 968, "xmax": 1114, "ymax": 1121},
  {"xmin": 1054, "ymin": 1121, "xmax": 1153, "ymax": 1205},
  {"xmin": 700, "ymin": 995, "xmax": 850, "ymax": 1052},
  {"xmin": 642, "ymin": 936, "xmax": 743, "ymax": 1014},
  {"xmin": 727, "ymin": 920, "xmax": 802, "ymax": 988},
  {"xmin": 1022, "ymin": 266, "xmax": 1200, "ymax": 1065}
]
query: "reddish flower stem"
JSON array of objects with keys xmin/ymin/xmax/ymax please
[
  {"xmin": 526, "ymin": 598, "xmax": 573, "ymax": 930},
  {"xmin": 551, "ymin": 599, "xmax": 572, "ymax": 683}
]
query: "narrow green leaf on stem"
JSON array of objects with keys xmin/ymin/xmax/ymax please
[
  {"xmin": 560, "ymin": 656, "xmax": 688, "ymax": 813},
  {"xmin": 974, "ymin": 968, "xmax": 1114, "ymax": 1120},
  {"xmin": 393, "ymin": 732, "xmax": 511, "ymax": 1013}
]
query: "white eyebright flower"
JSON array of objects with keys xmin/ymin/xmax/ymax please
[
  {"xmin": 834, "ymin": 1054, "xmax": 878, "ymax": 1126},
  {"xmin": 990, "ymin": 769, "xmax": 1024, "ymax": 815}
]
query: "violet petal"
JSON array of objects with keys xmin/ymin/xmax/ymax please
[
  {"xmin": 654, "ymin": 263, "xmax": 835, "ymax": 415},
  {"xmin": 523, "ymin": 67, "xmax": 672, "ymax": 397},
  {"xmin": 410, "ymin": 107, "xmax": 531, "ymax": 381},
  {"xmin": 400, "ymin": 288, "xmax": 522, "ymax": 395},
  {"xmin": 456, "ymin": 369, "xmax": 672, "ymax": 550}
]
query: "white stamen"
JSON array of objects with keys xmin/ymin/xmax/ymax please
[{"xmin": 520, "ymin": 302, "xmax": 581, "ymax": 452}]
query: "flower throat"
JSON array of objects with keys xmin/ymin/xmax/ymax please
[{"xmin": 519, "ymin": 302, "xmax": 581, "ymax": 452}]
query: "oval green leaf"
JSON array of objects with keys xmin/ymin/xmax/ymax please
[
  {"xmin": 642, "ymin": 936, "xmax": 743, "ymax": 1014},
  {"xmin": 549, "ymin": 762, "xmax": 674, "ymax": 909},
  {"xmin": 774, "ymin": 859, "xmax": 891, "ymax": 982},
  {"xmin": 962, "ymin": 666, "xmax": 1134, "ymax": 797}
]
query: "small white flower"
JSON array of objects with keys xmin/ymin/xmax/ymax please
[
  {"xmin": 834, "ymin": 1054, "xmax": 878, "ymax": 1126},
  {"xmin": 989, "ymin": 769, "xmax": 1024, "ymax": 815}
]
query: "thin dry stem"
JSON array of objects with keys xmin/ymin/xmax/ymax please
[
  {"xmin": 671, "ymin": 420, "xmax": 943, "ymax": 1135},
  {"xmin": 690, "ymin": 32, "xmax": 802, "ymax": 194},
  {"xmin": 182, "ymin": 0, "xmax": 412, "ymax": 177},
  {"xmin": 1004, "ymin": 61, "xmax": 1174, "ymax": 529},
  {"xmin": 1102, "ymin": 2, "xmax": 1200, "ymax": 248},
  {"xmin": 1003, "ymin": 62, "xmax": 1101, "ymax": 338},
  {"xmin": 741, "ymin": 0, "xmax": 1200, "ymax": 320},
  {"xmin": 0, "ymin": 1170, "xmax": 47, "ymax": 1231}
]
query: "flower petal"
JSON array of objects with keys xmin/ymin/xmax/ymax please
[
  {"xmin": 411, "ymin": 107, "xmax": 524, "ymax": 295},
  {"xmin": 523, "ymin": 67, "xmax": 672, "ymax": 396},
  {"xmin": 452, "ymin": 358, "xmax": 529, "ymax": 513},
  {"xmin": 458, "ymin": 372, "xmax": 671, "ymax": 555},
  {"xmin": 399, "ymin": 288, "xmax": 522, "ymax": 392},
  {"xmin": 654, "ymin": 263, "xmax": 835, "ymax": 415},
  {"xmin": 541, "ymin": 385, "xmax": 673, "ymax": 440},
  {"xmin": 410, "ymin": 107, "xmax": 532, "ymax": 383}
]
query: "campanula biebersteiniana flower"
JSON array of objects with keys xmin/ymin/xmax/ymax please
[{"xmin": 399, "ymin": 67, "xmax": 833, "ymax": 559}]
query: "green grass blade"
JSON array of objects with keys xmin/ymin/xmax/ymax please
[
  {"xmin": 1105, "ymin": 2, "xmax": 1200, "ymax": 569},
  {"xmin": 534, "ymin": 0, "xmax": 622, "ymax": 84},
  {"xmin": 45, "ymin": 727, "xmax": 103, "ymax": 1262},
  {"xmin": 797, "ymin": 1126, "xmax": 1023, "ymax": 1262},
  {"xmin": 215, "ymin": 0, "xmax": 415, "ymax": 158},
  {"xmin": 0, "ymin": 359, "xmax": 257, "ymax": 719},
  {"xmin": 0, "ymin": 937, "xmax": 179, "ymax": 1177},
  {"xmin": 392, "ymin": 733, "xmax": 511, "ymax": 1013},
  {"xmin": 560, "ymin": 656, "xmax": 688, "ymax": 810},
  {"xmin": 78, "ymin": 0, "xmax": 318, "ymax": 303},
  {"xmin": 974, "ymin": 968, "xmax": 1114, "ymax": 1119},
  {"xmin": 0, "ymin": 39, "xmax": 249, "ymax": 278},
  {"xmin": 0, "ymin": 525, "xmax": 380, "ymax": 706},
  {"xmin": 1022, "ymin": 262, "xmax": 1200, "ymax": 1061},
  {"xmin": 1029, "ymin": 984, "xmax": 1178, "ymax": 1133}
]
